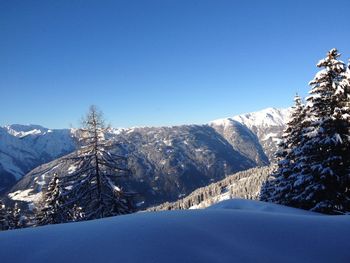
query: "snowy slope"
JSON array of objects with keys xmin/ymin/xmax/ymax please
[
  {"xmin": 209, "ymin": 119, "xmax": 269, "ymax": 165},
  {"xmin": 1, "ymin": 107, "xmax": 287, "ymax": 197},
  {"xmin": 8, "ymin": 125, "xmax": 262, "ymax": 209},
  {"xmin": 0, "ymin": 199, "xmax": 349, "ymax": 263},
  {"xmin": 231, "ymin": 107, "xmax": 289, "ymax": 128},
  {"xmin": 4, "ymin": 124, "xmax": 49, "ymax": 138},
  {"xmin": 0, "ymin": 125, "xmax": 75, "ymax": 191},
  {"xmin": 149, "ymin": 166, "xmax": 274, "ymax": 211},
  {"xmin": 207, "ymin": 198, "xmax": 319, "ymax": 215},
  {"xmin": 210, "ymin": 108, "xmax": 290, "ymax": 160}
]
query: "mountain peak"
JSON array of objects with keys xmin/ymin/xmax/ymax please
[
  {"xmin": 4, "ymin": 124, "xmax": 48, "ymax": 137},
  {"xmin": 209, "ymin": 107, "xmax": 290, "ymax": 128},
  {"xmin": 232, "ymin": 107, "xmax": 290, "ymax": 128},
  {"xmin": 209, "ymin": 107, "xmax": 290, "ymax": 161}
]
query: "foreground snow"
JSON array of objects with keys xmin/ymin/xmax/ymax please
[
  {"xmin": 208, "ymin": 199, "xmax": 320, "ymax": 215},
  {"xmin": 0, "ymin": 199, "xmax": 349, "ymax": 263}
]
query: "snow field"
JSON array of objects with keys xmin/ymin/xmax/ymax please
[{"xmin": 0, "ymin": 199, "xmax": 349, "ymax": 263}]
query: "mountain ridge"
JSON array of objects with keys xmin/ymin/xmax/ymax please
[{"xmin": 1, "ymin": 107, "xmax": 289, "ymax": 206}]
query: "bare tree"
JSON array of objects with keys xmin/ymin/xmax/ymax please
[{"xmin": 62, "ymin": 105, "xmax": 134, "ymax": 219}]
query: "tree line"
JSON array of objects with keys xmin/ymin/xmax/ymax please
[{"xmin": 149, "ymin": 166, "xmax": 274, "ymax": 211}]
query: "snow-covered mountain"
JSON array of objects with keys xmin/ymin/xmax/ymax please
[
  {"xmin": 9, "ymin": 125, "xmax": 267, "ymax": 208},
  {"xmin": 1, "ymin": 107, "xmax": 289, "ymax": 207},
  {"xmin": 0, "ymin": 125, "xmax": 75, "ymax": 192},
  {"xmin": 1, "ymin": 199, "xmax": 349, "ymax": 263},
  {"xmin": 210, "ymin": 107, "xmax": 290, "ymax": 160}
]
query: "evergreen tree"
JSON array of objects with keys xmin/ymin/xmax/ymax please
[
  {"xmin": 62, "ymin": 105, "xmax": 134, "ymax": 220},
  {"xmin": 260, "ymin": 95, "xmax": 307, "ymax": 203},
  {"xmin": 0, "ymin": 200, "xmax": 9, "ymax": 231},
  {"xmin": 8, "ymin": 203, "xmax": 25, "ymax": 229},
  {"xmin": 70, "ymin": 204, "xmax": 85, "ymax": 221},
  {"xmin": 294, "ymin": 48, "xmax": 350, "ymax": 214},
  {"xmin": 36, "ymin": 174, "xmax": 69, "ymax": 226},
  {"xmin": 262, "ymin": 49, "xmax": 350, "ymax": 214}
]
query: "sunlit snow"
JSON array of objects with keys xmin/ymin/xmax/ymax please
[{"xmin": 0, "ymin": 199, "xmax": 349, "ymax": 263}]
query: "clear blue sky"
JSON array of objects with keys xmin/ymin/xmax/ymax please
[{"xmin": 1, "ymin": 0, "xmax": 350, "ymax": 128}]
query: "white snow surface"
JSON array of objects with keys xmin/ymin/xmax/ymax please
[
  {"xmin": 4, "ymin": 124, "xmax": 47, "ymax": 138},
  {"xmin": 67, "ymin": 165, "xmax": 77, "ymax": 174},
  {"xmin": 208, "ymin": 199, "xmax": 320, "ymax": 215},
  {"xmin": 233, "ymin": 107, "xmax": 290, "ymax": 128},
  {"xmin": 0, "ymin": 199, "xmax": 349, "ymax": 263},
  {"xmin": 210, "ymin": 107, "xmax": 290, "ymax": 128},
  {"xmin": 7, "ymin": 189, "xmax": 42, "ymax": 203},
  {"xmin": 205, "ymin": 107, "xmax": 290, "ymax": 129}
]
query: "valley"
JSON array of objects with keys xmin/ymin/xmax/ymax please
[{"xmin": 0, "ymin": 108, "xmax": 288, "ymax": 209}]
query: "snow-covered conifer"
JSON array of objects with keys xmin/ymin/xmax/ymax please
[
  {"xmin": 263, "ymin": 49, "xmax": 350, "ymax": 214},
  {"xmin": 291, "ymin": 48, "xmax": 350, "ymax": 214},
  {"xmin": 70, "ymin": 204, "xmax": 85, "ymax": 221},
  {"xmin": 36, "ymin": 174, "xmax": 69, "ymax": 225},
  {"xmin": 0, "ymin": 200, "xmax": 9, "ymax": 231},
  {"xmin": 260, "ymin": 95, "xmax": 307, "ymax": 203},
  {"xmin": 8, "ymin": 203, "xmax": 25, "ymax": 229}
]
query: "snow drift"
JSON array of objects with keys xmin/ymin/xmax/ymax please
[{"xmin": 0, "ymin": 199, "xmax": 349, "ymax": 263}]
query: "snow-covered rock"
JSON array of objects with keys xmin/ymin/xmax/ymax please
[{"xmin": 0, "ymin": 199, "xmax": 348, "ymax": 263}]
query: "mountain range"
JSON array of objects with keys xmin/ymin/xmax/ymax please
[
  {"xmin": 0, "ymin": 125, "xmax": 75, "ymax": 192},
  {"xmin": 1, "ymin": 107, "xmax": 289, "ymax": 208}
]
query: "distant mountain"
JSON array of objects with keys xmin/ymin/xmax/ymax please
[
  {"xmin": 211, "ymin": 108, "xmax": 290, "ymax": 160},
  {"xmin": 0, "ymin": 125, "xmax": 75, "ymax": 192},
  {"xmin": 210, "ymin": 118, "xmax": 268, "ymax": 165},
  {"xmin": 8, "ymin": 125, "xmax": 267, "ymax": 208},
  {"xmin": 1, "ymin": 107, "xmax": 289, "ymax": 208}
]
